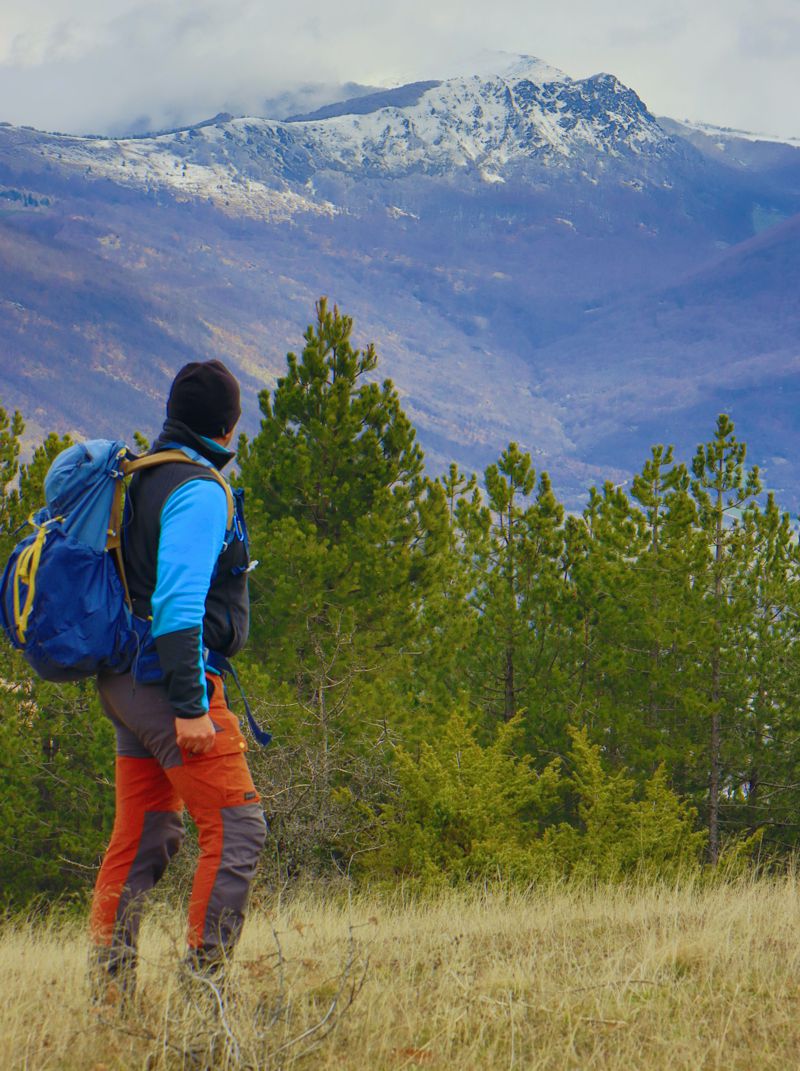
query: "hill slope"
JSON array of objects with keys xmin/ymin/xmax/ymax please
[{"xmin": 0, "ymin": 58, "xmax": 798, "ymax": 504}]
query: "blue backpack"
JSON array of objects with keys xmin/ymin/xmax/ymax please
[{"xmin": 0, "ymin": 440, "xmax": 233, "ymax": 682}]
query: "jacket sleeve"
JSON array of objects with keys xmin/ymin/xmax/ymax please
[{"xmin": 151, "ymin": 478, "xmax": 228, "ymax": 718}]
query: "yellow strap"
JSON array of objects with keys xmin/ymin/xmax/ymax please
[
  {"xmin": 106, "ymin": 468, "xmax": 131, "ymax": 609},
  {"xmin": 13, "ymin": 520, "xmax": 48, "ymax": 644},
  {"xmin": 121, "ymin": 451, "xmax": 235, "ymax": 530}
]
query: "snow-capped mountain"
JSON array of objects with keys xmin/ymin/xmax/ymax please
[
  {"xmin": 1, "ymin": 56, "xmax": 799, "ymax": 506},
  {"xmin": 5, "ymin": 59, "xmax": 677, "ymax": 221},
  {"xmin": 294, "ymin": 66, "xmax": 670, "ymax": 174}
]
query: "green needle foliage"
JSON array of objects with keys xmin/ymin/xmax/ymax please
[
  {"xmin": 235, "ymin": 299, "xmax": 452, "ymax": 876},
  {"xmin": 237, "ymin": 298, "xmax": 447, "ymax": 709},
  {"xmin": 731, "ymin": 493, "xmax": 800, "ymax": 847},
  {"xmin": 690, "ymin": 414, "xmax": 762, "ymax": 862},
  {"xmin": 362, "ymin": 717, "xmax": 704, "ymax": 888},
  {"xmin": 361, "ymin": 711, "xmax": 563, "ymax": 888},
  {"xmin": 457, "ymin": 444, "xmax": 571, "ymax": 756},
  {"xmin": 547, "ymin": 727, "xmax": 707, "ymax": 882},
  {"xmin": 3, "ymin": 305, "xmax": 800, "ymax": 906}
]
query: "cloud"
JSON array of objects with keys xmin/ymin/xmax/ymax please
[{"xmin": 0, "ymin": 0, "xmax": 798, "ymax": 138}]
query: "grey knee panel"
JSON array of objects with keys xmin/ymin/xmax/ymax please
[
  {"xmin": 203, "ymin": 803, "xmax": 267, "ymax": 953},
  {"xmin": 123, "ymin": 809, "xmax": 185, "ymax": 904},
  {"xmin": 114, "ymin": 809, "xmax": 186, "ymax": 947}
]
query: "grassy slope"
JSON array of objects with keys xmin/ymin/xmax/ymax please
[{"xmin": 3, "ymin": 879, "xmax": 799, "ymax": 1070}]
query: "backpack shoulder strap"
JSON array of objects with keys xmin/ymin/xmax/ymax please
[
  {"xmin": 122, "ymin": 450, "xmax": 235, "ymax": 530},
  {"xmin": 106, "ymin": 450, "xmax": 235, "ymax": 611}
]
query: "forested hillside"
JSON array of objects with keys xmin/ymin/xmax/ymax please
[{"xmin": 2, "ymin": 301, "xmax": 798, "ymax": 908}]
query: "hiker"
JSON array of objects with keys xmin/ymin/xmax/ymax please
[{"xmin": 89, "ymin": 359, "xmax": 266, "ymax": 999}]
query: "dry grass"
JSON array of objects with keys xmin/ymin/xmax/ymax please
[{"xmin": 3, "ymin": 876, "xmax": 800, "ymax": 1070}]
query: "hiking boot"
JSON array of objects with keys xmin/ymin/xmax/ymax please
[
  {"xmin": 89, "ymin": 945, "xmax": 138, "ymax": 1014},
  {"xmin": 176, "ymin": 950, "xmax": 240, "ymax": 1068},
  {"xmin": 178, "ymin": 947, "xmax": 235, "ymax": 1017}
]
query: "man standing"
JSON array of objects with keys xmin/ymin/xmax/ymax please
[{"xmin": 90, "ymin": 359, "xmax": 266, "ymax": 999}]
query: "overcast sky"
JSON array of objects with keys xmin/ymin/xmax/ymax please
[{"xmin": 1, "ymin": 0, "xmax": 798, "ymax": 138}]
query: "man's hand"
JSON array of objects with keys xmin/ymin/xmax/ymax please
[{"xmin": 175, "ymin": 714, "xmax": 217, "ymax": 755}]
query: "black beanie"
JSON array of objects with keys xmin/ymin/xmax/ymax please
[{"xmin": 166, "ymin": 360, "xmax": 241, "ymax": 438}]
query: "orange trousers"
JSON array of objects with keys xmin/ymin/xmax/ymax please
[{"xmin": 91, "ymin": 673, "xmax": 266, "ymax": 971}]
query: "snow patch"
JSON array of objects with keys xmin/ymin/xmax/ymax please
[
  {"xmin": 386, "ymin": 205, "xmax": 420, "ymax": 220},
  {"xmin": 677, "ymin": 119, "xmax": 800, "ymax": 148}
]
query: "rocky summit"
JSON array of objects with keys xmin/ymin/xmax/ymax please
[{"xmin": 1, "ymin": 54, "xmax": 799, "ymax": 506}]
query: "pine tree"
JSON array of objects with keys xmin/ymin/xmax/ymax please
[
  {"xmin": 691, "ymin": 414, "xmax": 762, "ymax": 862},
  {"xmin": 239, "ymin": 299, "xmax": 436, "ymax": 683},
  {"xmin": 459, "ymin": 443, "xmax": 569, "ymax": 753},
  {"xmin": 555, "ymin": 449, "xmax": 710, "ymax": 819},
  {"xmin": 476, "ymin": 442, "xmax": 537, "ymax": 724},
  {"xmin": 565, "ymin": 479, "xmax": 644, "ymax": 740},
  {"xmin": 237, "ymin": 299, "xmax": 451, "ymax": 779},
  {"xmin": 0, "ymin": 403, "xmax": 25, "ymax": 559},
  {"xmin": 405, "ymin": 464, "xmax": 480, "ymax": 724},
  {"xmin": 733, "ymin": 493, "xmax": 800, "ymax": 846},
  {"xmin": 623, "ymin": 446, "xmax": 706, "ymax": 784}
]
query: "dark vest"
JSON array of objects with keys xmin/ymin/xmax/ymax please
[{"xmin": 123, "ymin": 421, "xmax": 250, "ymax": 658}]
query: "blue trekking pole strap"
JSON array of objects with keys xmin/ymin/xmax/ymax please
[{"xmin": 206, "ymin": 651, "xmax": 272, "ymax": 747}]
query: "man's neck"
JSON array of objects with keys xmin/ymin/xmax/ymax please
[{"xmin": 155, "ymin": 419, "xmax": 236, "ymax": 471}]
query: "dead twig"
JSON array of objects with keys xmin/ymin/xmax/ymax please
[
  {"xmin": 565, "ymin": 978, "xmax": 663, "ymax": 993},
  {"xmin": 578, "ymin": 1016, "xmax": 629, "ymax": 1027},
  {"xmin": 270, "ymin": 920, "xmax": 369, "ymax": 1062}
]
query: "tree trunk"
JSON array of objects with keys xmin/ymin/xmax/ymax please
[
  {"xmin": 708, "ymin": 496, "xmax": 724, "ymax": 865},
  {"xmin": 504, "ymin": 642, "xmax": 516, "ymax": 722},
  {"xmin": 709, "ymin": 685, "xmax": 721, "ymax": 864}
]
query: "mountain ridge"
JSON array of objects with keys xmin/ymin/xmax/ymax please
[
  {"xmin": 1, "ymin": 62, "xmax": 678, "ymax": 218},
  {"xmin": 0, "ymin": 57, "xmax": 798, "ymax": 506}
]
